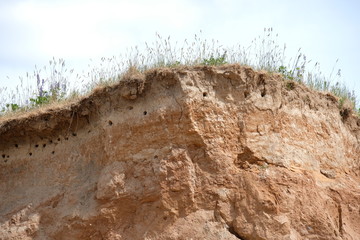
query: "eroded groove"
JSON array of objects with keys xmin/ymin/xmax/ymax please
[
  {"xmin": 228, "ymin": 226, "xmax": 244, "ymax": 239},
  {"xmin": 338, "ymin": 204, "xmax": 343, "ymax": 236}
]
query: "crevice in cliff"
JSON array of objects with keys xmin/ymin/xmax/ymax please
[
  {"xmin": 235, "ymin": 147, "xmax": 285, "ymax": 170},
  {"xmin": 227, "ymin": 225, "xmax": 244, "ymax": 239},
  {"xmin": 329, "ymin": 188, "xmax": 345, "ymax": 237},
  {"xmin": 338, "ymin": 204, "xmax": 343, "ymax": 236},
  {"xmin": 258, "ymin": 73, "xmax": 267, "ymax": 98},
  {"xmin": 172, "ymin": 92, "xmax": 183, "ymax": 127}
]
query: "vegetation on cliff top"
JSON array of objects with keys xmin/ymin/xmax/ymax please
[{"xmin": 0, "ymin": 28, "xmax": 358, "ymax": 116}]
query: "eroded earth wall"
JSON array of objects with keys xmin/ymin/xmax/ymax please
[{"xmin": 0, "ymin": 65, "xmax": 360, "ymax": 240}]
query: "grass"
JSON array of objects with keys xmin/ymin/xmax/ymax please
[{"xmin": 0, "ymin": 28, "xmax": 358, "ymax": 117}]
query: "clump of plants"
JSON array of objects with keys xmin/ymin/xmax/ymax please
[
  {"xmin": 202, "ymin": 52, "xmax": 228, "ymax": 66},
  {"xmin": 2, "ymin": 103, "xmax": 20, "ymax": 112},
  {"xmin": 0, "ymin": 28, "xmax": 358, "ymax": 116},
  {"xmin": 1, "ymin": 58, "xmax": 74, "ymax": 113}
]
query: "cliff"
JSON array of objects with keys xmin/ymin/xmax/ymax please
[{"xmin": 0, "ymin": 64, "xmax": 359, "ymax": 240}]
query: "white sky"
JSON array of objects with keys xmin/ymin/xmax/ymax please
[{"xmin": 1, "ymin": 0, "xmax": 360, "ymax": 101}]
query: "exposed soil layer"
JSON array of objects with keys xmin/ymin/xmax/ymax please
[{"xmin": 1, "ymin": 64, "xmax": 359, "ymax": 240}]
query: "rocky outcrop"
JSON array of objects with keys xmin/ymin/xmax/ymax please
[{"xmin": 0, "ymin": 65, "xmax": 359, "ymax": 240}]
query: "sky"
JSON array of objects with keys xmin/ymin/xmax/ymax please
[{"xmin": 1, "ymin": 0, "xmax": 360, "ymax": 103}]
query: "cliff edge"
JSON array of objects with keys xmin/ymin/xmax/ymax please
[{"xmin": 1, "ymin": 64, "xmax": 359, "ymax": 239}]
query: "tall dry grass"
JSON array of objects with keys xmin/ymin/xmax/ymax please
[{"xmin": 0, "ymin": 28, "xmax": 358, "ymax": 115}]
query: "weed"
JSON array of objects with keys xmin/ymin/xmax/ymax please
[
  {"xmin": 0, "ymin": 28, "xmax": 358, "ymax": 116},
  {"xmin": 1, "ymin": 103, "xmax": 20, "ymax": 112},
  {"xmin": 278, "ymin": 65, "xmax": 304, "ymax": 82},
  {"xmin": 29, "ymin": 94, "xmax": 51, "ymax": 106},
  {"xmin": 166, "ymin": 61, "xmax": 182, "ymax": 68},
  {"xmin": 202, "ymin": 52, "xmax": 228, "ymax": 66},
  {"xmin": 338, "ymin": 96, "xmax": 346, "ymax": 109}
]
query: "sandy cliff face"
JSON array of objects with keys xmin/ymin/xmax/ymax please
[{"xmin": 0, "ymin": 65, "xmax": 359, "ymax": 240}]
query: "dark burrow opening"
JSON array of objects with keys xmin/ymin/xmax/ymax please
[{"xmin": 261, "ymin": 88, "xmax": 266, "ymax": 97}]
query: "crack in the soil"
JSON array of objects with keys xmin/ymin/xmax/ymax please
[
  {"xmin": 172, "ymin": 93, "xmax": 183, "ymax": 127},
  {"xmin": 338, "ymin": 203, "xmax": 343, "ymax": 236},
  {"xmin": 227, "ymin": 225, "xmax": 244, "ymax": 239}
]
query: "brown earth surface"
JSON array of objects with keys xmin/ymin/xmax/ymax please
[{"xmin": 0, "ymin": 64, "xmax": 359, "ymax": 240}]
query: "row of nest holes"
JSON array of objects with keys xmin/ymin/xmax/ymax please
[
  {"xmin": 202, "ymin": 91, "xmax": 266, "ymax": 98},
  {"xmin": 27, "ymin": 151, "xmax": 56, "ymax": 157},
  {"xmin": 107, "ymin": 110, "xmax": 147, "ymax": 126},
  {"xmin": 202, "ymin": 91, "xmax": 268, "ymax": 98},
  {"xmin": 2, "ymin": 150, "xmax": 56, "ymax": 162},
  {"xmin": 5, "ymin": 153, "xmax": 157, "ymax": 161},
  {"xmin": 3, "ymin": 108, "xmax": 151, "ymax": 162},
  {"xmin": 2, "ymin": 132, "xmax": 79, "ymax": 162}
]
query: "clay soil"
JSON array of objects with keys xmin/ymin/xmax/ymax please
[{"xmin": 1, "ymin": 64, "xmax": 360, "ymax": 240}]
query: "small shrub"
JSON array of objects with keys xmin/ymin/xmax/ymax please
[
  {"xmin": 278, "ymin": 65, "xmax": 304, "ymax": 82},
  {"xmin": 29, "ymin": 92, "xmax": 51, "ymax": 106},
  {"xmin": 278, "ymin": 66, "xmax": 294, "ymax": 80},
  {"xmin": 202, "ymin": 52, "xmax": 227, "ymax": 66},
  {"xmin": 1, "ymin": 103, "xmax": 20, "ymax": 112}
]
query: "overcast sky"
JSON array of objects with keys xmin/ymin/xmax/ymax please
[{"xmin": 1, "ymin": 0, "xmax": 360, "ymax": 101}]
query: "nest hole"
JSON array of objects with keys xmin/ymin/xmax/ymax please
[
  {"xmin": 244, "ymin": 91, "xmax": 249, "ymax": 98},
  {"xmin": 261, "ymin": 89, "xmax": 266, "ymax": 97}
]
